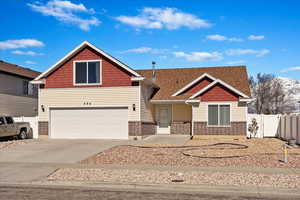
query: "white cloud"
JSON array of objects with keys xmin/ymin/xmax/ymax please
[
  {"xmin": 25, "ymin": 61, "xmax": 36, "ymax": 65},
  {"xmin": 206, "ymin": 34, "xmax": 226, "ymax": 41},
  {"xmin": 173, "ymin": 51, "xmax": 223, "ymax": 62},
  {"xmin": 226, "ymin": 60, "xmax": 246, "ymax": 65},
  {"xmin": 28, "ymin": 0, "xmax": 100, "ymax": 31},
  {"xmin": 158, "ymin": 55, "xmax": 167, "ymax": 59},
  {"xmin": 226, "ymin": 48, "xmax": 270, "ymax": 57},
  {"xmin": 11, "ymin": 50, "xmax": 43, "ymax": 56},
  {"xmin": 248, "ymin": 35, "xmax": 265, "ymax": 40},
  {"xmin": 206, "ymin": 34, "xmax": 243, "ymax": 42},
  {"xmin": 0, "ymin": 39, "xmax": 44, "ymax": 50},
  {"xmin": 121, "ymin": 47, "xmax": 168, "ymax": 54},
  {"xmin": 116, "ymin": 7, "xmax": 212, "ymax": 30},
  {"xmin": 281, "ymin": 66, "xmax": 300, "ymax": 73}
]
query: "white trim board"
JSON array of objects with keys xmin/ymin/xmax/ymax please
[
  {"xmin": 34, "ymin": 41, "xmax": 141, "ymax": 81},
  {"xmin": 190, "ymin": 79, "xmax": 249, "ymax": 99},
  {"xmin": 150, "ymin": 100, "xmax": 186, "ymax": 104},
  {"xmin": 171, "ymin": 73, "xmax": 216, "ymax": 96}
]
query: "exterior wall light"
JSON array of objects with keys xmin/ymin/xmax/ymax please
[
  {"xmin": 133, "ymin": 104, "xmax": 136, "ymax": 111},
  {"xmin": 41, "ymin": 105, "xmax": 45, "ymax": 112}
]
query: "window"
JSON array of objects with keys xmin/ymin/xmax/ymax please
[
  {"xmin": 23, "ymin": 80, "xmax": 34, "ymax": 96},
  {"xmin": 5, "ymin": 117, "xmax": 14, "ymax": 124},
  {"xmin": 23, "ymin": 80, "xmax": 29, "ymax": 95},
  {"xmin": 208, "ymin": 104, "xmax": 230, "ymax": 126},
  {"xmin": 74, "ymin": 61, "xmax": 101, "ymax": 85}
]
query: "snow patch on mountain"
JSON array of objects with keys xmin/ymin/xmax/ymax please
[{"xmin": 278, "ymin": 77, "xmax": 300, "ymax": 111}]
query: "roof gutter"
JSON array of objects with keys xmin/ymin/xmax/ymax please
[
  {"xmin": 239, "ymin": 98, "xmax": 254, "ymax": 103},
  {"xmin": 185, "ymin": 99, "xmax": 200, "ymax": 104},
  {"xmin": 150, "ymin": 100, "xmax": 186, "ymax": 104},
  {"xmin": 131, "ymin": 77, "xmax": 160, "ymax": 88},
  {"xmin": 30, "ymin": 79, "xmax": 45, "ymax": 84}
]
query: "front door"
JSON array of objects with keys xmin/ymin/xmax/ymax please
[{"xmin": 157, "ymin": 105, "xmax": 171, "ymax": 134}]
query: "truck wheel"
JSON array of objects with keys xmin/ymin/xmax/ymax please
[{"xmin": 18, "ymin": 130, "xmax": 28, "ymax": 140}]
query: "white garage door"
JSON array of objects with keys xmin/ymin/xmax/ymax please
[{"xmin": 50, "ymin": 107, "xmax": 128, "ymax": 139}]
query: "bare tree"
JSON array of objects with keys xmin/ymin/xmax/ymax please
[{"xmin": 249, "ymin": 73, "xmax": 296, "ymax": 114}]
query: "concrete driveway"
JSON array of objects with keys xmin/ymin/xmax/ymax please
[
  {"xmin": 0, "ymin": 139, "xmax": 131, "ymax": 164},
  {"xmin": 0, "ymin": 136, "xmax": 187, "ymax": 184}
]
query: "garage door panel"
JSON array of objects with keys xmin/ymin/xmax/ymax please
[{"xmin": 50, "ymin": 107, "xmax": 128, "ymax": 139}]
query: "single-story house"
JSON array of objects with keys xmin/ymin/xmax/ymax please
[
  {"xmin": 32, "ymin": 41, "xmax": 251, "ymax": 139},
  {"xmin": 0, "ymin": 60, "xmax": 40, "ymax": 117}
]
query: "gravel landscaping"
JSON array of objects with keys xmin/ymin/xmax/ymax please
[
  {"xmin": 48, "ymin": 168, "xmax": 300, "ymax": 189},
  {"xmin": 0, "ymin": 139, "xmax": 34, "ymax": 150},
  {"xmin": 81, "ymin": 138, "xmax": 300, "ymax": 168}
]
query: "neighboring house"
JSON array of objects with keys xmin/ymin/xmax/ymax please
[
  {"xmin": 32, "ymin": 41, "xmax": 251, "ymax": 139},
  {"xmin": 0, "ymin": 60, "xmax": 40, "ymax": 117}
]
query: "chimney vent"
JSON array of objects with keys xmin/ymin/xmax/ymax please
[{"xmin": 151, "ymin": 61, "xmax": 156, "ymax": 82}]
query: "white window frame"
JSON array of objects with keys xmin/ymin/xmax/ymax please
[
  {"xmin": 207, "ymin": 103, "xmax": 231, "ymax": 127},
  {"xmin": 73, "ymin": 60, "xmax": 102, "ymax": 86}
]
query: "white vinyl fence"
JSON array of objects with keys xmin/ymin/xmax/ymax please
[
  {"xmin": 277, "ymin": 114, "xmax": 300, "ymax": 144},
  {"xmin": 247, "ymin": 114, "xmax": 300, "ymax": 144},
  {"xmin": 13, "ymin": 116, "xmax": 38, "ymax": 139},
  {"xmin": 247, "ymin": 114, "xmax": 280, "ymax": 138}
]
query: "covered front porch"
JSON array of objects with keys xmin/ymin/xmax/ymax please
[{"xmin": 152, "ymin": 103, "xmax": 192, "ymax": 135}]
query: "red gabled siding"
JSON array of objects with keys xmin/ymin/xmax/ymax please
[
  {"xmin": 183, "ymin": 77, "xmax": 213, "ymax": 94},
  {"xmin": 200, "ymin": 84, "xmax": 239, "ymax": 101},
  {"xmin": 45, "ymin": 46, "xmax": 133, "ymax": 88}
]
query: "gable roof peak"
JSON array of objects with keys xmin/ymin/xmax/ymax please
[
  {"xmin": 34, "ymin": 41, "xmax": 141, "ymax": 81},
  {"xmin": 171, "ymin": 72, "xmax": 216, "ymax": 96},
  {"xmin": 189, "ymin": 79, "xmax": 249, "ymax": 99}
]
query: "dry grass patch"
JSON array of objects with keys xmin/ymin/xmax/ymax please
[
  {"xmin": 48, "ymin": 168, "xmax": 300, "ymax": 189},
  {"xmin": 81, "ymin": 138, "xmax": 300, "ymax": 168},
  {"xmin": 185, "ymin": 138, "xmax": 300, "ymax": 154}
]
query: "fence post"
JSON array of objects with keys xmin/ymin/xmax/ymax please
[
  {"xmin": 291, "ymin": 115, "xmax": 297, "ymax": 140},
  {"xmin": 277, "ymin": 115, "xmax": 281, "ymax": 138},
  {"xmin": 282, "ymin": 115, "xmax": 286, "ymax": 140},
  {"xmin": 296, "ymin": 115, "xmax": 300, "ymax": 144}
]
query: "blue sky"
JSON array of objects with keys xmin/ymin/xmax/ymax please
[{"xmin": 0, "ymin": 0, "xmax": 300, "ymax": 80}]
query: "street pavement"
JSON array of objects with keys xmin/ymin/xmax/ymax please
[{"xmin": 0, "ymin": 184, "xmax": 299, "ymax": 200}]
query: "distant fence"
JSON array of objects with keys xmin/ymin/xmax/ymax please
[
  {"xmin": 13, "ymin": 116, "xmax": 38, "ymax": 139},
  {"xmin": 247, "ymin": 114, "xmax": 300, "ymax": 144},
  {"xmin": 277, "ymin": 114, "xmax": 300, "ymax": 144}
]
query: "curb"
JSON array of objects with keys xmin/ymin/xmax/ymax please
[{"xmin": 1, "ymin": 181, "xmax": 300, "ymax": 198}]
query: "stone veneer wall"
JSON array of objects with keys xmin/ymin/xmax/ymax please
[
  {"xmin": 193, "ymin": 122, "xmax": 246, "ymax": 135},
  {"xmin": 171, "ymin": 121, "xmax": 191, "ymax": 135},
  {"xmin": 141, "ymin": 122, "xmax": 156, "ymax": 136},
  {"xmin": 38, "ymin": 121, "xmax": 49, "ymax": 135},
  {"xmin": 128, "ymin": 121, "xmax": 156, "ymax": 136}
]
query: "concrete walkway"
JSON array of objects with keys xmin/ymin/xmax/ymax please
[{"xmin": 140, "ymin": 135, "xmax": 190, "ymax": 145}]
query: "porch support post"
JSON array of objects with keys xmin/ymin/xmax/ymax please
[{"xmin": 185, "ymin": 100, "xmax": 200, "ymax": 136}]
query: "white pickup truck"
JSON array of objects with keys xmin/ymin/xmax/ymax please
[{"xmin": 0, "ymin": 116, "xmax": 32, "ymax": 139}]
